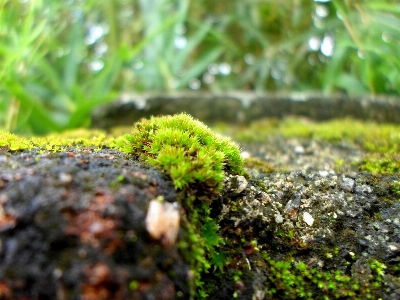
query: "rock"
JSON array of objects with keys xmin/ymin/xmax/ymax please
[
  {"xmin": 59, "ymin": 172, "xmax": 73, "ymax": 184},
  {"xmin": 1, "ymin": 138, "xmax": 400, "ymax": 299},
  {"xmin": 275, "ymin": 212, "xmax": 284, "ymax": 224},
  {"xmin": 284, "ymin": 194, "xmax": 301, "ymax": 220},
  {"xmin": 0, "ymin": 148, "xmax": 190, "ymax": 300},
  {"xmin": 351, "ymin": 257, "xmax": 371, "ymax": 284},
  {"xmin": 340, "ymin": 177, "xmax": 355, "ymax": 192},
  {"xmin": 216, "ymin": 169, "xmax": 400, "ymax": 299},
  {"xmin": 91, "ymin": 92, "xmax": 400, "ymax": 129},
  {"xmin": 294, "ymin": 145, "xmax": 305, "ymax": 155},
  {"xmin": 235, "ymin": 176, "xmax": 248, "ymax": 194},
  {"xmin": 224, "ymin": 174, "xmax": 248, "ymax": 195},
  {"xmin": 145, "ymin": 198, "xmax": 180, "ymax": 248},
  {"xmin": 302, "ymin": 212, "xmax": 314, "ymax": 226}
]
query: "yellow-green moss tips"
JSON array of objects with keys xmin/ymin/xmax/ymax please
[
  {"xmin": 121, "ymin": 113, "xmax": 245, "ymax": 193},
  {"xmin": 0, "ymin": 129, "xmax": 116, "ymax": 152}
]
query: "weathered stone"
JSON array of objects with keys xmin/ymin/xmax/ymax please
[
  {"xmin": 92, "ymin": 92, "xmax": 400, "ymax": 129},
  {"xmin": 0, "ymin": 148, "xmax": 189, "ymax": 300}
]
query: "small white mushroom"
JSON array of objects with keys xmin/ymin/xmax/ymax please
[{"xmin": 145, "ymin": 199, "xmax": 180, "ymax": 248}]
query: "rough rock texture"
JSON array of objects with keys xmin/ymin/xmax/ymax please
[
  {"xmin": 0, "ymin": 148, "xmax": 190, "ymax": 300},
  {"xmin": 215, "ymin": 171, "xmax": 400, "ymax": 299},
  {"xmin": 1, "ymin": 136, "xmax": 400, "ymax": 299},
  {"xmin": 241, "ymin": 135, "xmax": 364, "ymax": 172}
]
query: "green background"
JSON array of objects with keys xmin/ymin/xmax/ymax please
[{"xmin": 1, "ymin": 0, "xmax": 399, "ymax": 134}]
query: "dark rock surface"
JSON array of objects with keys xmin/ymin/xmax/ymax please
[{"xmin": 0, "ymin": 148, "xmax": 189, "ymax": 300}]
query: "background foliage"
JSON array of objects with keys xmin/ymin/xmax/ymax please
[{"xmin": 0, "ymin": 0, "xmax": 399, "ymax": 134}]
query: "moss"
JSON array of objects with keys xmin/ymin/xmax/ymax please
[
  {"xmin": 358, "ymin": 153, "xmax": 400, "ymax": 174},
  {"xmin": 229, "ymin": 117, "xmax": 400, "ymax": 175},
  {"xmin": 119, "ymin": 113, "xmax": 245, "ymax": 198},
  {"xmin": 0, "ymin": 129, "xmax": 118, "ymax": 152},
  {"xmin": 232, "ymin": 118, "xmax": 280, "ymax": 143},
  {"xmin": 232, "ymin": 117, "xmax": 400, "ymax": 154},
  {"xmin": 391, "ymin": 180, "xmax": 400, "ymax": 196},
  {"xmin": 244, "ymin": 156, "xmax": 276, "ymax": 174},
  {"xmin": 116, "ymin": 113, "xmax": 246, "ymax": 299},
  {"xmin": 0, "ymin": 131, "xmax": 35, "ymax": 150},
  {"xmin": 259, "ymin": 252, "xmax": 394, "ymax": 299}
]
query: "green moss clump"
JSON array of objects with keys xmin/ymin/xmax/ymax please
[
  {"xmin": 118, "ymin": 114, "xmax": 246, "ymax": 298},
  {"xmin": 0, "ymin": 131, "xmax": 35, "ymax": 151},
  {"xmin": 120, "ymin": 113, "xmax": 244, "ymax": 195}
]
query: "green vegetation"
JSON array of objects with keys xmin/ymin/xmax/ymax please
[
  {"xmin": 232, "ymin": 117, "xmax": 400, "ymax": 175},
  {"xmin": 179, "ymin": 209, "xmax": 226, "ymax": 299},
  {"xmin": 234, "ymin": 118, "xmax": 400, "ymax": 151},
  {"xmin": 243, "ymin": 156, "xmax": 276, "ymax": 174},
  {"xmin": 391, "ymin": 180, "xmax": 400, "ymax": 196},
  {"xmin": 260, "ymin": 252, "xmax": 392, "ymax": 299},
  {"xmin": 120, "ymin": 113, "xmax": 244, "ymax": 194},
  {"xmin": 1, "ymin": 0, "xmax": 400, "ymax": 135},
  {"xmin": 118, "ymin": 113, "xmax": 245, "ymax": 299},
  {"xmin": 359, "ymin": 154, "xmax": 400, "ymax": 174},
  {"xmin": 0, "ymin": 128, "xmax": 117, "ymax": 152}
]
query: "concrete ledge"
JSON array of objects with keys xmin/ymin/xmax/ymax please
[{"xmin": 92, "ymin": 91, "xmax": 400, "ymax": 129}]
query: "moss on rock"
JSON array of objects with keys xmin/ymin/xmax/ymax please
[
  {"xmin": 0, "ymin": 128, "xmax": 117, "ymax": 152},
  {"xmin": 119, "ymin": 113, "xmax": 245, "ymax": 198},
  {"xmin": 116, "ymin": 114, "xmax": 248, "ymax": 299},
  {"xmin": 2, "ymin": 115, "xmax": 400, "ymax": 299}
]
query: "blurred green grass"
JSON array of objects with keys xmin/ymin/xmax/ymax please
[{"xmin": 0, "ymin": 0, "xmax": 399, "ymax": 135}]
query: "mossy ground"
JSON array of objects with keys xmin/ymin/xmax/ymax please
[
  {"xmin": 1, "ymin": 114, "xmax": 399, "ymax": 299},
  {"xmin": 223, "ymin": 117, "xmax": 400, "ymax": 174},
  {"xmin": 0, "ymin": 129, "xmax": 119, "ymax": 152},
  {"xmin": 1, "ymin": 114, "xmax": 245, "ymax": 299},
  {"xmin": 257, "ymin": 253, "xmax": 389, "ymax": 300},
  {"xmin": 212, "ymin": 118, "xmax": 400, "ymax": 300},
  {"xmin": 4, "ymin": 116, "xmax": 398, "ymax": 176}
]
